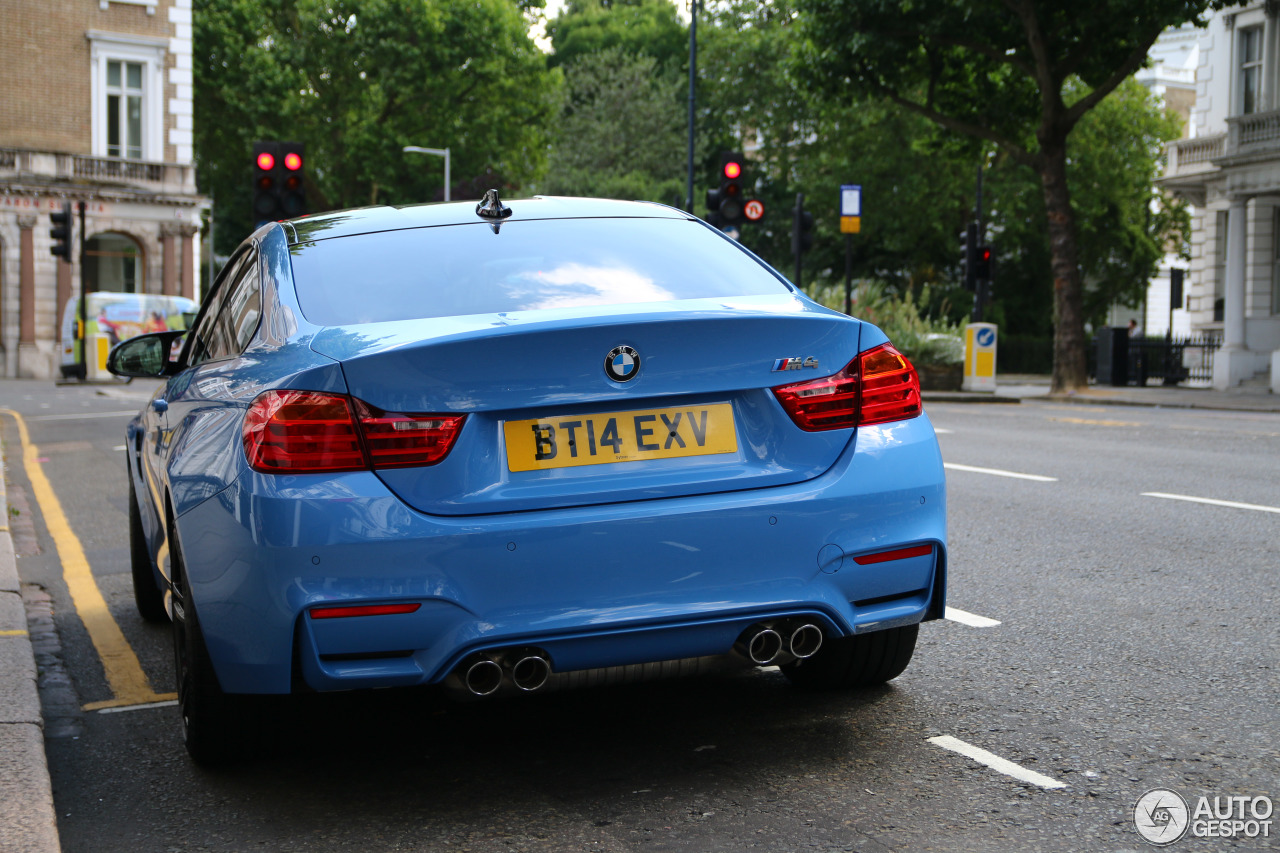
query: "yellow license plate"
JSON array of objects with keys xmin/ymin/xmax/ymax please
[{"xmin": 504, "ymin": 403, "xmax": 738, "ymax": 472}]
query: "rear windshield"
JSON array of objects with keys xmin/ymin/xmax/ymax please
[{"xmin": 288, "ymin": 218, "xmax": 789, "ymax": 326}]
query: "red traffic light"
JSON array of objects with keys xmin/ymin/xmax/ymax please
[
  {"xmin": 723, "ymin": 161, "xmax": 742, "ymax": 179},
  {"xmin": 256, "ymin": 151, "xmax": 275, "ymax": 171},
  {"xmin": 979, "ymin": 247, "xmax": 992, "ymax": 262},
  {"xmin": 284, "ymin": 151, "xmax": 303, "ymax": 171}
]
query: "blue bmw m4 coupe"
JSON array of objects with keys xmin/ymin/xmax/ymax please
[{"xmin": 109, "ymin": 194, "xmax": 947, "ymax": 764}]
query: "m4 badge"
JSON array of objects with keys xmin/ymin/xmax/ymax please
[{"xmin": 772, "ymin": 357, "xmax": 820, "ymax": 372}]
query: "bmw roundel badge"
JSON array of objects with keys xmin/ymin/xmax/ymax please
[{"xmin": 604, "ymin": 346, "xmax": 641, "ymax": 383}]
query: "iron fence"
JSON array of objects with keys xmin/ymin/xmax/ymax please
[{"xmin": 1093, "ymin": 329, "xmax": 1223, "ymax": 386}]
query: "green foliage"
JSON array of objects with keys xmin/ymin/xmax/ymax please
[
  {"xmin": 788, "ymin": 0, "xmax": 1225, "ymax": 390},
  {"xmin": 982, "ymin": 78, "xmax": 1190, "ymax": 332},
  {"xmin": 195, "ymin": 0, "xmax": 561, "ymax": 254},
  {"xmin": 539, "ymin": 48, "xmax": 686, "ymax": 203},
  {"xmin": 546, "ymin": 0, "xmax": 687, "ymax": 72},
  {"xmin": 808, "ymin": 280, "xmax": 964, "ymax": 366}
]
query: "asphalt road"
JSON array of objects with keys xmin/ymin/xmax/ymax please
[{"xmin": 3, "ymin": 380, "xmax": 1276, "ymax": 852}]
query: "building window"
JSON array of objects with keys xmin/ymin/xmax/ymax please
[
  {"xmin": 1274, "ymin": 208, "xmax": 1280, "ymax": 315},
  {"xmin": 106, "ymin": 61, "xmax": 144, "ymax": 159},
  {"xmin": 1239, "ymin": 26, "xmax": 1263, "ymax": 115},
  {"xmin": 88, "ymin": 32, "xmax": 166, "ymax": 161}
]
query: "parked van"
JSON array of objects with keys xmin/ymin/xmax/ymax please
[{"xmin": 60, "ymin": 293, "xmax": 197, "ymax": 380}]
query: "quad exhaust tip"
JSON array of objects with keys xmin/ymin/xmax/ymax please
[
  {"xmin": 511, "ymin": 653, "xmax": 552, "ymax": 692},
  {"xmin": 456, "ymin": 649, "xmax": 553, "ymax": 696},
  {"xmin": 746, "ymin": 628, "xmax": 784, "ymax": 665},
  {"xmin": 789, "ymin": 623, "xmax": 824, "ymax": 659},
  {"xmin": 462, "ymin": 657, "xmax": 504, "ymax": 696},
  {"xmin": 736, "ymin": 621, "xmax": 826, "ymax": 666}
]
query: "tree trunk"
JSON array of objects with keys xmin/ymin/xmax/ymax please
[{"xmin": 1038, "ymin": 142, "xmax": 1089, "ymax": 393}]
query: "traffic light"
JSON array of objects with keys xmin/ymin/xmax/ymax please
[
  {"xmin": 959, "ymin": 222, "xmax": 978, "ymax": 291},
  {"xmin": 974, "ymin": 244, "xmax": 994, "ymax": 283},
  {"xmin": 252, "ymin": 141, "xmax": 307, "ymax": 224},
  {"xmin": 50, "ymin": 201, "xmax": 72, "ymax": 262},
  {"xmin": 706, "ymin": 152, "xmax": 746, "ymax": 227},
  {"xmin": 280, "ymin": 143, "xmax": 306, "ymax": 217}
]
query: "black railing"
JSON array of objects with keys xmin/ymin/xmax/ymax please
[{"xmin": 1093, "ymin": 329, "xmax": 1223, "ymax": 386}]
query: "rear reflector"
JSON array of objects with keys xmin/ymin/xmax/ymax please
[
  {"xmin": 309, "ymin": 603, "xmax": 423, "ymax": 620},
  {"xmin": 772, "ymin": 343, "xmax": 921, "ymax": 431},
  {"xmin": 852, "ymin": 544, "xmax": 934, "ymax": 566},
  {"xmin": 244, "ymin": 390, "xmax": 465, "ymax": 473}
]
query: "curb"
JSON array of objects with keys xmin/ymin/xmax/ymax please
[
  {"xmin": 922, "ymin": 392, "xmax": 1021, "ymax": 404},
  {"xmin": 1, "ymin": 437, "xmax": 63, "ymax": 853},
  {"xmin": 1041, "ymin": 390, "xmax": 1279, "ymax": 413}
]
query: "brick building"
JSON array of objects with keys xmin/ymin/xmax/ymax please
[{"xmin": 1, "ymin": 0, "xmax": 205, "ymax": 379}]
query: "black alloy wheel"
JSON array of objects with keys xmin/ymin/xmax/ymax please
[{"xmin": 169, "ymin": 518, "xmax": 252, "ymax": 765}]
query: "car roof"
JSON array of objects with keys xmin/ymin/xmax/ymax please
[{"xmin": 281, "ymin": 196, "xmax": 694, "ymax": 246}]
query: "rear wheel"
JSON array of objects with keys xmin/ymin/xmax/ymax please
[
  {"xmin": 170, "ymin": 521, "xmax": 253, "ymax": 765},
  {"xmin": 781, "ymin": 624, "xmax": 918, "ymax": 690},
  {"xmin": 128, "ymin": 480, "xmax": 167, "ymax": 623}
]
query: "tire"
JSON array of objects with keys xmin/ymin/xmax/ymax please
[
  {"xmin": 128, "ymin": 480, "xmax": 167, "ymax": 623},
  {"xmin": 170, "ymin": 521, "xmax": 253, "ymax": 765},
  {"xmin": 781, "ymin": 624, "xmax": 918, "ymax": 690}
]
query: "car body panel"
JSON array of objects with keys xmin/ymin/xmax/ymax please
[{"xmin": 175, "ymin": 413, "xmax": 944, "ymax": 694}]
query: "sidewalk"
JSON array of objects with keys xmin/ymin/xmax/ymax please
[
  {"xmin": 924, "ymin": 374, "xmax": 1280, "ymax": 413},
  {"xmin": 0, "ymin": 441, "xmax": 62, "ymax": 853}
]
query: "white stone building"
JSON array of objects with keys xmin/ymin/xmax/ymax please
[{"xmin": 1160, "ymin": 3, "xmax": 1280, "ymax": 392}]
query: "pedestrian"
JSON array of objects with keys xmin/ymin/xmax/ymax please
[{"xmin": 1127, "ymin": 318, "xmax": 1143, "ymax": 338}]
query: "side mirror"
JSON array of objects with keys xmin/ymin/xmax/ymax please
[{"xmin": 106, "ymin": 331, "xmax": 188, "ymax": 378}]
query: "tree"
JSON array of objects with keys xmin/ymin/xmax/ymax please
[
  {"xmin": 793, "ymin": 0, "xmax": 1222, "ymax": 392},
  {"xmin": 545, "ymin": 0, "xmax": 687, "ymax": 71},
  {"xmin": 540, "ymin": 48, "xmax": 687, "ymax": 203},
  {"xmin": 698, "ymin": 0, "xmax": 981, "ymax": 303},
  {"xmin": 982, "ymin": 78, "xmax": 1189, "ymax": 337},
  {"xmin": 195, "ymin": 0, "xmax": 561, "ymax": 255}
]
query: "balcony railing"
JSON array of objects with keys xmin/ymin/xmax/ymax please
[
  {"xmin": 0, "ymin": 147, "xmax": 196, "ymax": 194},
  {"xmin": 1164, "ymin": 134, "xmax": 1226, "ymax": 178},
  {"xmin": 1226, "ymin": 108, "xmax": 1280, "ymax": 156}
]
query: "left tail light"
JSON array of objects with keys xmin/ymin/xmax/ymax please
[
  {"xmin": 772, "ymin": 343, "xmax": 921, "ymax": 431},
  {"xmin": 243, "ymin": 390, "xmax": 466, "ymax": 473}
]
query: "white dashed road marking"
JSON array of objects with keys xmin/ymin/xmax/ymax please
[
  {"xmin": 944, "ymin": 607, "xmax": 1001, "ymax": 628},
  {"xmin": 1142, "ymin": 492, "xmax": 1280, "ymax": 515},
  {"xmin": 944, "ymin": 463, "xmax": 1058, "ymax": 482},
  {"xmin": 928, "ymin": 735, "xmax": 1068, "ymax": 790}
]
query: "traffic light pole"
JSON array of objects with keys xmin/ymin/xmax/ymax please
[
  {"xmin": 685, "ymin": 0, "xmax": 697, "ymax": 214},
  {"xmin": 973, "ymin": 165, "xmax": 986, "ymax": 323},
  {"xmin": 793, "ymin": 193, "xmax": 803, "ymax": 288},
  {"xmin": 76, "ymin": 200, "xmax": 87, "ymax": 380},
  {"xmin": 844, "ymin": 236, "xmax": 853, "ymax": 316}
]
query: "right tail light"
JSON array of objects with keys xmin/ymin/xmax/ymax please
[{"xmin": 772, "ymin": 343, "xmax": 921, "ymax": 431}]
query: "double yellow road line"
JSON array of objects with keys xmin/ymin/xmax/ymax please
[{"xmin": 2, "ymin": 408, "xmax": 175, "ymax": 711}]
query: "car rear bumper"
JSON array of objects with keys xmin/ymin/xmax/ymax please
[{"xmin": 176, "ymin": 415, "xmax": 947, "ymax": 694}]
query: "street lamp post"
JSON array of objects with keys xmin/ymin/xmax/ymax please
[{"xmin": 402, "ymin": 146, "xmax": 451, "ymax": 202}]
